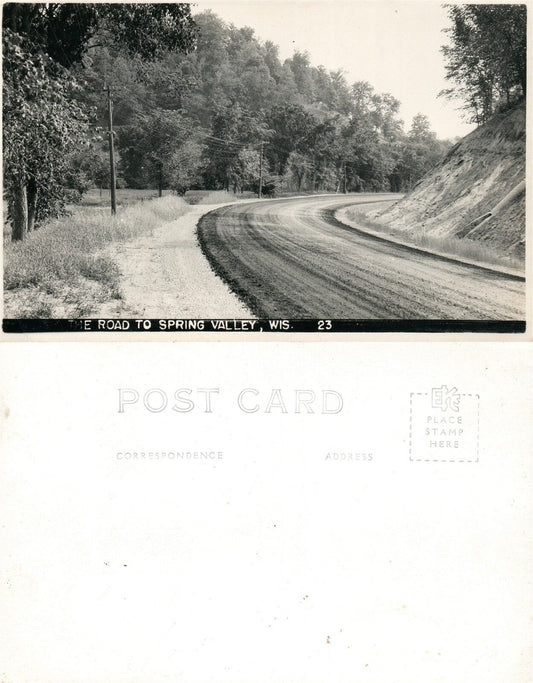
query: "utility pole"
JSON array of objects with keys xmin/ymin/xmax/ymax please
[
  {"xmin": 343, "ymin": 160, "xmax": 347, "ymax": 194},
  {"xmin": 258, "ymin": 141, "xmax": 264, "ymax": 199},
  {"xmin": 104, "ymin": 83, "xmax": 117, "ymax": 215}
]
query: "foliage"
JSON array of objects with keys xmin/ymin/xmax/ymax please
[
  {"xmin": 4, "ymin": 2, "xmax": 455, "ymax": 244},
  {"xmin": 2, "ymin": 3, "xmax": 198, "ymax": 240},
  {"xmin": 2, "ymin": 29, "xmax": 90, "ymax": 233},
  {"xmin": 63, "ymin": 143, "xmax": 121, "ymax": 197},
  {"xmin": 167, "ymin": 140, "xmax": 206, "ymax": 195},
  {"xmin": 119, "ymin": 110, "xmax": 186, "ymax": 189},
  {"xmin": 266, "ymin": 104, "xmax": 317, "ymax": 173},
  {"xmin": 441, "ymin": 4, "xmax": 526, "ymax": 124},
  {"xmin": 388, "ymin": 114, "xmax": 450, "ymax": 192},
  {"xmin": 2, "ymin": 3, "xmax": 198, "ymax": 66}
]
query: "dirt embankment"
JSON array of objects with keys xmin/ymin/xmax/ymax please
[{"xmin": 371, "ymin": 102, "xmax": 526, "ymax": 258}]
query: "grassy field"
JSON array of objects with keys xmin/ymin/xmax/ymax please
[{"xmin": 4, "ymin": 190, "xmax": 190, "ymax": 317}]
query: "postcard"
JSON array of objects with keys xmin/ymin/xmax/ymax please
[{"xmin": 1, "ymin": 1, "xmax": 532, "ymax": 681}]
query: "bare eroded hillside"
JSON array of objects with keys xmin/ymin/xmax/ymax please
[{"xmin": 372, "ymin": 102, "xmax": 526, "ymax": 258}]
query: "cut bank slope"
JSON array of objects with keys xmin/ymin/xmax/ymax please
[{"xmin": 371, "ymin": 102, "xmax": 526, "ymax": 259}]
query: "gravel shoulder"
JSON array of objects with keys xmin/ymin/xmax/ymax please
[{"xmin": 95, "ymin": 203, "xmax": 253, "ymax": 318}]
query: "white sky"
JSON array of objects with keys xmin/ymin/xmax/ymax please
[{"xmin": 193, "ymin": 0, "xmax": 477, "ymax": 139}]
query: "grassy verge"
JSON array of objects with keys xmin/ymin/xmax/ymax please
[
  {"xmin": 184, "ymin": 189, "xmax": 256, "ymax": 205},
  {"xmin": 341, "ymin": 204, "xmax": 525, "ymax": 274},
  {"xmin": 4, "ymin": 194, "xmax": 190, "ymax": 317}
]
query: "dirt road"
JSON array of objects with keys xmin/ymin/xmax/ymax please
[
  {"xmin": 97, "ymin": 203, "xmax": 252, "ymax": 319},
  {"xmin": 197, "ymin": 194, "xmax": 525, "ymax": 319}
]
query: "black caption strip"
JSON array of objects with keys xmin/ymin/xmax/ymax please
[{"xmin": 2, "ymin": 319, "xmax": 526, "ymax": 334}]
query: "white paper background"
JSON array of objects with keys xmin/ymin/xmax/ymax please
[{"xmin": 1, "ymin": 342, "xmax": 531, "ymax": 682}]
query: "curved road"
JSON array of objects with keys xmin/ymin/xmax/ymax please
[{"xmin": 197, "ymin": 194, "xmax": 525, "ymax": 319}]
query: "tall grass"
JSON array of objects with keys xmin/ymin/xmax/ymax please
[
  {"xmin": 341, "ymin": 206, "xmax": 524, "ymax": 273},
  {"xmin": 183, "ymin": 189, "xmax": 241, "ymax": 205},
  {"xmin": 4, "ymin": 195, "xmax": 190, "ymax": 295},
  {"xmin": 72, "ymin": 187, "xmax": 172, "ymax": 209}
]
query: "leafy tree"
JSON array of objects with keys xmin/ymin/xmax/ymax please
[
  {"xmin": 408, "ymin": 113, "xmax": 436, "ymax": 143},
  {"xmin": 2, "ymin": 30, "xmax": 89, "ymax": 239},
  {"xmin": 2, "ymin": 3, "xmax": 197, "ymax": 240},
  {"xmin": 166, "ymin": 140, "xmax": 206, "ymax": 195},
  {"xmin": 441, "ymin": 4, "xmax": 526, "ymax": 124},
  {"xmin": 63, "ymin": 144, "xmax": 113, "ymax": 199},
  {"xmin": 201, "ymin": 103, "xmax": 269, "ymax": 189},
  {"xmin": 229, "ymin": 148, "xmax": 262, "ymax": 193},
  {"xmin": 265, "ymin": 104, "xmax": 317, "ymax": 174},
  {"xmin": 118, "ymin": 110, "xmax": 194, "ymax": 194},
  {"xmin": 3, "ymin": 3, "xmax": 99, "ymax": 66},
  {"xmin": 262, "ymin": 41, "xmax": 284, "ymax": 85},
  {"xmin": 284, "ymin": 151, "xmax": 312, "ymax": 192},
  {"xmin": 391, "ymin": 115, "xmax": 449, "ymax": 191},
  {"xmin": 288, "ymin": 52, "xmax": 316, "ymax": 100}
]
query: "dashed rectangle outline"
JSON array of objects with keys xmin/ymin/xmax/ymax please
[{"xmin": 409, "ymin": 392, "xmax": 480, "ymax": 463}]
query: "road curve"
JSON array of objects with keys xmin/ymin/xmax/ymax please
[{"xmin": 197, "ymin": 194, "xmax": 525, "ymax": 320}]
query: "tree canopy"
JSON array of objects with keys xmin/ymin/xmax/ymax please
[
  {"xmin": 3, "ymin": 4, "xmax": 454, "ymax": 240},
  {"xmin": 100, "ymin": 11, "xmax": 451, "ymax": 197},
  {"xmin": 2, "ymin": 28, "xmax": 90, "ymax": 237},
  {"xmin": 2, "ymin": 3, "xmax": 198, "ymax": 65},
  {"xmin": 441, "ymin": 4, "xmax": 526, "ymax": 124}
]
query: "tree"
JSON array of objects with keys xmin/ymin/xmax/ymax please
[
  {"xmin": 2, "ymin": 3, "xmax": 197, "ymax": 240},
  {"xmin": 2, "ymin": 30, "xmax": 89, "ymax": 239},
  {"xmin": 285, "ymin": 151, "xmax": 312, "ymax": 192},
  {"xmin": 265, "ymin": 104, "xmax": 317, "ymax": 174},
  {"xmin": 288, "ymin": 51, "xmax": 316, "ymax": 100},
  {"xmin": 118, "ymin": 110, "xmax": 193, "ymax": 194},
  {"xmin": 391, "ymin": 115, "xmax": 449, "ymax": 191},
  {"xmin": 408, "ymin": 113, "xmax": 435, "ymax": 143},
  {"xmin": 201, "ymin": 102, "xmax": 269, "ymax": 190},
  {"xmin": 441, "ymin": 4, "xmax": 526, "ymax": 124},
  {"xmin": 63, "ymin": 144, "xmax": 112, "ymax": 199},
  {"xmin": 167, "ymin": 140, "xmax": 206, "ymax": 195},
  {"xmin": 229, "ymin": 148, "xmax": 262, "ymax": 194}
]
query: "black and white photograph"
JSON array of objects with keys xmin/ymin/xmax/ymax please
[
  {"xmin": 1, "ymin": 6, "xmax": 532, "ymax": 682},
  {"xmin": 2, "ymin": 1, "xmax": 528, "ymax": 333}
]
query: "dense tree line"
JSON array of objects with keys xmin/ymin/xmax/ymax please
[
  {"xmin": 85, "ymin": 11, "xmax": 452, "ymax": 199},
  {"xmin": 4, "ymin": 4, "xmax": 452, "ymax": 241}
]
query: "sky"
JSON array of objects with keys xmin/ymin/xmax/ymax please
[{"xmin": 193, "ymin": 0, "xmax": 477, "ymax": 140}]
